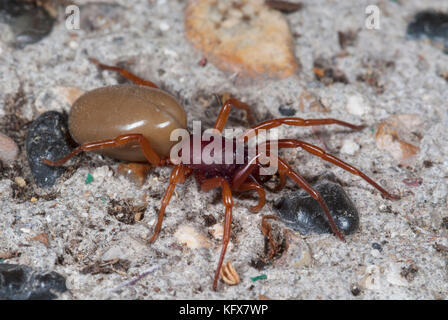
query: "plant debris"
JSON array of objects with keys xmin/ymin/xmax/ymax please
[
  {"xmin": 338, "ymin": 30, "xmax": 358, "ymax": 50},
  {"xmin": 80, "ymin": 258, "xmax": 130, "ymax": 275},
  {"xmin": 28, "ymin": 233, "xmax": 49, "ymax": 247},
  {"xmin": 400, "ymin": 264, "xmax": 419, "ymax": 282},
  {"xmin": 107, "ymin": 199, "xmax": 147, "ymax": 225},
  {"xmin": 313, "ymin": 56, "xmax": 348, "ymax": 85},
  {"xmin": 220, "ymin": 261, "xmax": 240, "ymax": 286}
]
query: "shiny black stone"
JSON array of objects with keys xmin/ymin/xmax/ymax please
[
  {"xmin": 274, "ymin": 173, "xmax": 359, "ymax": 235},
  {"xmin": 0, "ymin": 0, "xmax": 55, "ymax": 48},
  {"xmin": 406, "ymin": 11, "xmax": 448, "ymax": 50},
  {"xmin": 26, "ymin": 111, "xmax": 72, "ymax": 188},
  {"xmin": 0, "ymin": 264, "xmax": 67, "ymax": 300},
  {"xmin": 278, "ymin": 105, "xmax": 297, "ymax": 116}
]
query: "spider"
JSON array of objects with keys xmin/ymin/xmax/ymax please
[{"xmin": 43, "ymin": 58, "xmax": 400, "ymax": 291}]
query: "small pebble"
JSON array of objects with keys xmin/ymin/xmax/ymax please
[
  {"xmin": 198, "ymin": 57, "xmax": 208, "ymax": 67},
  {"xmin": 278, "ymin": 105, "xmax": 296, "ymax": 116},
  {"xmin": 350, "ymin": 284, "xmax": 361, "ymax": 296},
  {"xmin": 28, "ymin": 233, "xmax": 49, "ymax": 247},
  {"xmin": 346, "ymin": 94, "xmax": 370, "ymax": 116},
  {"xmin": 371, "ymin": 242, "xmax": 382, "ymax": 252},
  {"xmin": 406, "ymin": 11, "xmax": 448, "ymax": 50},
  {"xmin": 0, "ymin": 0, "xmax": 55, "ymax": 48},
  {"xmin": 274, "ymin": 172, "xmax": 359, "ymax": 235},
  {"xmin": 299, "ymin": 91, "xmax": 329, "ymax": 113},
  {"xmin": 208, "ymin": 223, "xmax": 224, "ymax": 240},
  {"xmin": 101, "ymin": 246, "xmax": 127, "ymax": 262},
  {"xmin": 370, "ymin": 249, "xmax": 381, "ymax": 258},
  {"xmin": 14, "ymin": 176, "xmax": 26, "ymax": 187},
  {"xmin": 0, "ymin": 132, "xmax": 19, "ymax": 164},
  {"xmin": 340, "ymin": 139, "xmax": 360, "ymax": 156},
  {"xmin": 375, "ymin": 114, "xmax": 423, "ymax": 165},
  {"xmin": 174, "ymin": 225, "xmax": 211, "ymax": 249},
  {"xmin": 0, "ymin": 264, "xmax": 67, "ymax": 300},
  {"xmin": 26, "ymin": 111, "xmax": 72, "ymax": 188},
  {"xmin": 159, "ymin": 21, "xmax": 170, "ymax": 32}
]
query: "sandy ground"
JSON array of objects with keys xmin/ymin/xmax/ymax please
[{"xmin": 0, "ymin": 0, "xmax": 447, "ymax": 299}]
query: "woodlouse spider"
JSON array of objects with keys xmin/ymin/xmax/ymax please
[{"xmin": 43, "ymin": 58, "xmax": 400, "ymax": 291}]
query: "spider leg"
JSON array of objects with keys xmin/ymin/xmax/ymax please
[
  {"xmin": 266, "ymin": 139, "xmax": 400, "ymax": 200},
  {"xmin": 240, "ymin": 117, "xmax": 365, "ymax": 142},
  {"xmin": 276, "ymin": 156, "xmax": 345, "ymax": 241},
  {"xmin": 273, "ymin": 171, "xmax": 287, "ymax": 192},
  {"xmin": 236, "ymin": 177, "xmax": 266, "ymax": 213},
  {"xmin": 200, "ymin": 177, "xmax": 233, "ymax": 291},
  {"xmin": 149, "ymin": 164, "xmax": 190, "ymax": 243},
  {"xmin": 42, "ymin": 134, "xmax": 164, "ymax": 167},
  {"xmin": 89, "ymin": 57, "xmax": 159, "ymax": 88},
  {"xmin": 214, "ymin": 94, "xmax": 255, "ymax": 132}
]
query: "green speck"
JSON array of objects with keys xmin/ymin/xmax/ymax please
[
  {"xmin": 250, "ymin": 274, "xmax": 267, "ymax": 282},
  {"xmin": 85, "ymin": 173, "xmax": 93, "ymax": 184},
  {"xmin": 0, "ymin": 258, "xmax": 4, "ymax": 264},
  {"xmin": 370, "ymin": 127, "xmax": 375, "ymax": 133},
  {"xmin": 101, "ymin": 197, "xmax": 106, "ymax": 204}
]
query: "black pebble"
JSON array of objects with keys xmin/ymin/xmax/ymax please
[
  {"xmin": 0, "ymin": 264, "xmax": 67, "ymax": 300},
  {"xmin": 26, "ymin": 111, "xmax": 72, "ymax": 188},
  {"xmin": 274, "ymin": 172, "xmax": 359, "ymax": 236},
  {"xmin": 278, "ymin": 105, "xmax": 297, "ymax": 116},
  {"xmin": 406, "ymin": 11, "xmax": 448, "ymax": 50},
  {"xmin": 0, "ymin": 0, "xmax": 55, "ymax": 48},
  {"xmin": 371, "ymin": 242, "xmax": 382, "ymax": 251}
]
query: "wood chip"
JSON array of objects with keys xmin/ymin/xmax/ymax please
[
  {"xmin": 375, "ymin": 114, "xmax": 423, "ymax": 165},
  {"xmin": 29, "ymin": 233, "xmax": 50, "ymax": 247},
  {"xmin": 0, "ymin": 251, "xmax": 20, "ymax": 260}
]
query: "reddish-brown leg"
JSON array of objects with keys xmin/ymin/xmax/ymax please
[
  {"xmin": 214, "ymin": 94, "xmax": 255, "ymax": 132},
  {"xmin": 236, "ymin": 178, "xmax": 266, "ymax": 212},
  {"xmin": 89, "ymin": 57, "xmax": 159, "ymax": 88},
  {"xmin": 231, "ymin": 154, "xmax": 262, "ymax": 189},
  {"xmin": 268, "ymin": 139, "xmax": 400, "ymax": 200},
  {"xmin": 261, "ymin": 215, "xmax": 280, "ymax": 260},
  {"xmin": 240, "ymin": 117, "xmax": 365, "ymax": 142},
  {"xmin": 42, "ymin": 134, "xmax": 164, "ymax": 167},
  {"xmin": 276, "ymin": 156, "xmax": 346, "ymax": 241},
  {"xmin": 149, "ymin": 164, "xmax": 190, "ymax": 243},
  {"xmin": 200, "ymin": 177, "xmax": 234, "ymax": 291}
]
